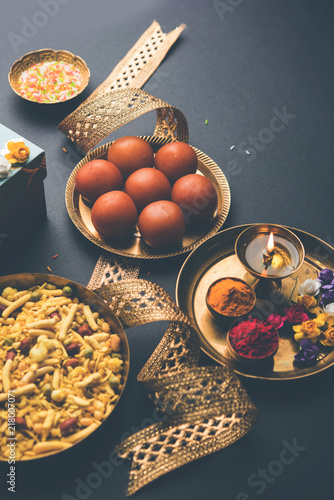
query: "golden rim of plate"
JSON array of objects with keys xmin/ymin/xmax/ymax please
[
  {"xmin": 8, "ymin": 49, "xmax": 90, "ymax": 104},
  {"xmin": 65, "ymin": 135, "xmax": 231, "ymax": 260}
]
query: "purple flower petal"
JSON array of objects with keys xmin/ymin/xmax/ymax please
[
  {"xmin": 299, "ymin": 338, "xmax": 313, "ymax": 348},
  {"xmin": 318, "ymin": 268, "xmax": 334, "ymax": 286},
  {"xmin": 322, "ymin": 284, "xmax": 334, "ymax": 290},
  {"xmin": 294, "ymin": 341, "xmax": 320, "ymax": 366},
  {"xmin": 321, "ymin": 290, "xmax": 334, "ymax": 305}
]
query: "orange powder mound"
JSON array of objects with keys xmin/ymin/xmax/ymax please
[{"xmin": 207, "ymin": 278, "xmax": 255, "ymax": 316}]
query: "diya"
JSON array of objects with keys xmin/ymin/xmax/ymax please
[{"xmin": 235, "ymin": 224, "xmax": 305, "ymax": 299}]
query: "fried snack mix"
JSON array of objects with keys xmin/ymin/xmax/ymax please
[{"xmin": 0, "ymin": 283, "xmax": 123, "ymax": 460}]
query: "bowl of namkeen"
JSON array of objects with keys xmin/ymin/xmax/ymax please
[{"xmin": 0, "ymin": 273, "xmax": 129, "ymax": 461}]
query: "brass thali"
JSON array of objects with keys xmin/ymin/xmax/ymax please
[
  {"xmin": 65, "ymin": 136, "xmax": 231, "ymax": 259},
  {"xmin": 176, "ymin": 224, "xmax": 334, "ymax": 380}
]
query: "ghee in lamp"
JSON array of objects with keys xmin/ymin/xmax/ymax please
[{"xmin": 244, "ymin": 232, "xmax": 300, "ymax": 278}]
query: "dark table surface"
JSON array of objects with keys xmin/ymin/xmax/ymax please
[{"xmin": 1, "ymin": 0, "xmax": 334, "ymax": 499}]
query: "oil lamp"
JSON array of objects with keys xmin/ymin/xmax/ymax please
[
  {"xmin": 263, "ymin": 232, "xmax": 275, "ymax": 267},
  {"xmin": 235, "ymin": 224, "xmax": 305, "ymax": 299}
]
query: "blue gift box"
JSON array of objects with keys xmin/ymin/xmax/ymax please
[{"xmin": 0, "ymin": 123, "xmax": 47, "ymax": 256}]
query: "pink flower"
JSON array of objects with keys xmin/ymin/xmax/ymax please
[
  {"xmin": 284, "ymin": 305, "xmax": 309, "ymax": 324},
  {"xmin": 267, "ymin": 313, "xmax": 285, "ymax": 329}
]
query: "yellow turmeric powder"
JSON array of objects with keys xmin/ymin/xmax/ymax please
[{"xmin": 207, "ymin": 278, "xmax": 255, "ymax": 317}]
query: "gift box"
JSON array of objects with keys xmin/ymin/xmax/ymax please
[{"xmin": 0, "ymin": 123, "xmax": 46, "ymax": 257}]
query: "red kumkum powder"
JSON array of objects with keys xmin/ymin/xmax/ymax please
[{"xmin": 229, "ymin": 317, "xmax": 279, "ymax": 359}]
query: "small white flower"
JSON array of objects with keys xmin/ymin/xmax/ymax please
[
  {"xmin": 0, "ymin": 156, "xmax": 11, "ymax": 178},
  {"xmin": 298, "ymin": 279, "xmax": 321, "ymax": 297},
  {"xmin": 324, "ymin": 302, "xmax": 334, "ymax": 315}
]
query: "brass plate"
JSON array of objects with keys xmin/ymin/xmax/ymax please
[
  {"xmin": 8, "ymin": 49, "xmax": 90, "ymax": 104},
  {"xmin": 0, "ymin": 273, "xmax": 129, "ymax": 461},
  {"xmin": 65, "ymin": 136, "xmax": 231, "ymax": 259},
  {"xmin": 176, "ymin": 224, "xmax": 334, "ymax": 380}
]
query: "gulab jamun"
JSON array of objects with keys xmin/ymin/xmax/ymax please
[
  {"xmin": 91, "ymin": 191, "xmax": 138, "ymax": 240},
  {"xmin": 138, "ymin": 200, "xmax": 186, "ymax": 248},
  {"xmin": 154, "ymin": 141, "xmax": 198, "ymax": 184},
  {"xmin": 107, "ymin": 136, "xmax": 154, "ymax": 179},
  {"xmin": 171, "ymin": 174, "xmax": 218, "ymax": 223},
  {"xmin": 75, "ymin": 159, "xmax": 123, "ymax": 204},
  {"xmin": 125, "ymin": 168, "xmax": 171, "ymax": 212}
]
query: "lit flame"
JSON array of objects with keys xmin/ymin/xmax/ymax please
[{"xmin": 267, "ymin": 232, "xmax": 275, "ymax": 253}]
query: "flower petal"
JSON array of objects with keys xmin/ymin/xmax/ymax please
[
  {"xmin": 6, "ymin": 141, "xmax": 16, "ymax": 152},
  {"xmin": 299, "ymin": 338, "xmax": 313, "ymax": 348}
]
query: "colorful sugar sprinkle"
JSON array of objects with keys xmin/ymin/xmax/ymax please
[{"xmin": 17, "ymin": 61, "xmax": 83, "ymax": 103}]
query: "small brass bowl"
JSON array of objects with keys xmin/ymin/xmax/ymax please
[
  {"xmin": 206, "ymin": 277, "xmax": 256, "ymax": 324},
  {"xmin": 226, "ymin": 318, "xmax": 279, "ymax": 367},
  {"xmin": 8, "ymin": 49, "xmax": 90, "ymax": 104}
]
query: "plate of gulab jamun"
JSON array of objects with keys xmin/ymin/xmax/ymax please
[{"xmin": 65, "ymin": 135, "xmax": 231, "ymax": 259}]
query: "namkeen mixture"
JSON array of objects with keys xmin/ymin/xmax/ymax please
[
  {"xmin": 0, "ymin": 283, "xmax": 123, "ymax": 460},
  {"xmin": 17, "ymin": 61, "xmax": 83, "ymax": 103}
]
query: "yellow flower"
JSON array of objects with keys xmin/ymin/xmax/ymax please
[
  {"xmin": 317, "ymin": 312, "xmax": 328, "ymax": 323},
  {"xmin": 297, "ymin": 294, "xmax": 317, "ymax": 311},
  {"xmin": 315, "ymin": 312, "xmax": 334, "ymax": 328},
  {"xmin": 5, "ymin": 141, "xmax": 30, "ymax": 164},
  {"xmin": 325, "ymin": 315, "xmax": 334, "ymax": 327},
  {"xmin": 293, "ymin": 319, "xmax": 324, "ymax": 343},
  {"xmin": 320, "ymin": 327, "xmax": 334, "ymax": 347},
  {"xmin": 313, "ymin": 314, "xmax": 327, "ymax": 329}
]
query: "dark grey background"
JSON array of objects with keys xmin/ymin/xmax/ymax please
[{"xmin": 1, "ymin": 0, "xmax": 334, "ymax": 499}]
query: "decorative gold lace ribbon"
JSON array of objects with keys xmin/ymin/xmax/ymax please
[
  {"xmin": 83, "ymin": 21, "xmax": 186, "ymax": 99},
  {"xmin": 58, "ymin": 87, "xmax": 188, "ymax": 155},
  {"xmin": 87, "ymin": 252, "xmax": 140, "ymax": 289},
  {"xmin": 58, "ymin": 21, "xmax": 187, "ymax": 154},
  {"xmin": 95, "ymin": 280, "xmax": 258, "ymax": 496},
  {"xmin": 60, "ymin": 23, "xmax": 258, "ymax": 493}
]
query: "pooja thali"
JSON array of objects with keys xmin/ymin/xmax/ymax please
[
  {"xmin": 66, "ymin": 136, "xmax": 231, "ymax": 259},
  {"xmin": 176, "ymin": 224, "xmax": 334, "ymax": 380}
]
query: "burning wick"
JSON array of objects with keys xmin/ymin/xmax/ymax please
[{"xmin": 263, "ymin": 232, "xmax": 275, "ymax": 267}]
